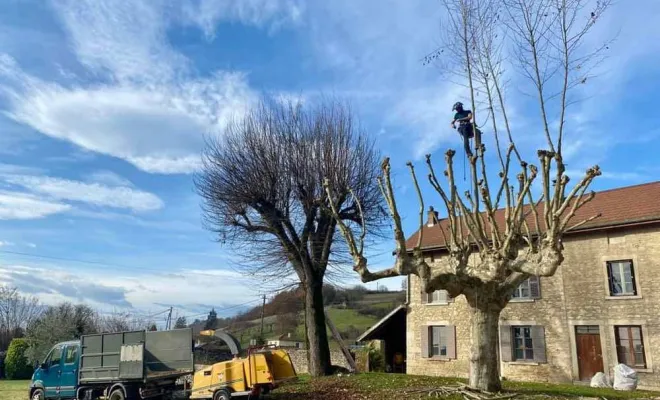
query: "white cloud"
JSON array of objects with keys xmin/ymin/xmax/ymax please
[
  {"xmin": 180, "ymin": 0, "xmax": 304, "ymax": 40},
  {"xmin": 0, "ymin": 263, "xmax": 257, "ymax": 313},
  {"xmin": 0, "ymin": 58, "xmax": 254, "ymax": 173},
  {"xmin": 0, "ymin": 241, "xmax": 14, "ymax": 247},
  {"xmin": 4, "ymin": 175, "xmax": 163, "ymax": 212},
  {"xmin": 52, "ymin": 0, "xmax": 184, "ymax": 83},
  {"xmin": 0, "ymin": 191, "xmax": 71, "ymax": 220},
  {"xmin": 86, "ymin": 170, "xmax": 134, "ymax": 187},
  {"xmin": 0, "ymin": 0, "xmax": 266, "ymax": 174}
]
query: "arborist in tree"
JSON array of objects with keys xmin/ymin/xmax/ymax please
[{"xmin": 451, "ymin": 101, "xmax": 475, "ymax": 157}]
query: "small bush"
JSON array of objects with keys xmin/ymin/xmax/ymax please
[
  {"xmin": 5, "ymin": 338, "xmax": 34, "ymax": 380},
  {"xmin": 368, "ymin": 347, "xmax": 386, "ymax": 372}
]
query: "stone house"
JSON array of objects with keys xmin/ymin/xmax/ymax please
[{"xmin": 403, "ymin": 181, "xmax": 660, "ymax": 389}]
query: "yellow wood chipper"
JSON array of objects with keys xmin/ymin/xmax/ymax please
[{"xmin": 188, "ymin": 330, "xmax": 297, "ymax": 399}]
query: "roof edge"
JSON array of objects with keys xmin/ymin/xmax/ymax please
[
  {"xmin": 404, "ymin": 216, "xmax": 660, "ymax": 254},
  {"xmin": 356, "ymin": 304, "xmax": 406, "ymax": 342}
]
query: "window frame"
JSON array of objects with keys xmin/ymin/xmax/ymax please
[
  {"xmin": 48, "ymin": 345, "xmax": 63, "ymax": 368},
  {"xmin": 509, "ymin": 276, "xmax": 541, "ymax": 302},
  {"xmin": 429, "ymin": 326, "xmax": 448, "ymax": 357},
  {"xmin": 607, "ymin": 260, "xmax": 637, "ymax": 297},
  {"xmin": 64, "ymin": 345, "xmax": 79, "ymax": 365},
  {"xmin": 421, "ymin": 323, "xmax": 456, "ymax": 360},
  {"xmin": 602, "ymin": 256, "xmax": 642, "ymax": 300},
  {"xmin": 511, "ymin": 326, "xmax": 535, "ymax": 361},
  {"xmin": 425, "ymin": 290, "xmax": 451, "ymax": 305},
  {"xmin": 614, "ymin": 325, "xmax": 647, "ymax": 369},
  {"xmin": 511, "ymin": 279, "xmax": 531, "ymax": 299}
]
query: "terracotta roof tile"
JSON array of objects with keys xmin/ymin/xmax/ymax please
[{"xmin": 405, "ymin": 181, "xmax": 660, "ymax": 251}]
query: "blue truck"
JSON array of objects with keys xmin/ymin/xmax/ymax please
[{"xmin": 29, "ymin": 328, "xmax": 194, "ymax": 400}]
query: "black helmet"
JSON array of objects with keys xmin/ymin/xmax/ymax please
[{"xmin": 452, "ymin": 102, "xmax": 463, "ymax": 111}]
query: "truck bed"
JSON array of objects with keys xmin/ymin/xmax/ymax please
[{"xmin": 79, "ymin": 328, "xmax": 193, "ymax": 384}]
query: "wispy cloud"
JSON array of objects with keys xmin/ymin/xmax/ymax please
[
  {"xmin": 0, "ymin": 0, "xmax": 264, "ymax": 174},
  {"xmin": 180, "ymin": 0, "xmax": 304, "ymax": 40},
  {"xmin": 0, "ymin": 191, "xmax": 71, "ymax": 220},
  {"xmin": 0, "ymin": 262, "xmax": 258, "ymax": 313},
  {"xmin": 85, "ymin": 170, "xmax": 134, "ymax": 187},
  {"xmin": 4, "ymin": 175, "xmax": 163, "ymax": 212}
]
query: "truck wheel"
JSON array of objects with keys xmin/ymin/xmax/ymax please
[
  {"xmin": 109, "ymin": 388, "xmax": 126, "ymax": 400},
  {"xmin": 31, "ymin": 389, "xmax": 45, "ymax": 400},
  {"xmin": 213, "ymin": 389, "xmax": 231, "ymax": 400}
]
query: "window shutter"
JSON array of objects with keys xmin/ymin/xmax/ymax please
[
  {"xmin": 436, "ymin": 290, "xmax": 448, "ymax": 303},
  {"xmin": 629, "ymin": 261, "xmax": 637, "ymax": 295},
  {"xmin": 606, "ymin": 262, "xmax": 614, "ymax": 295},
  {"xmin": 531, "ymin": 326, "xmax": 547, "ymax": 363},
  {"xmin": 421, "ymin": 326, "xmax": 430, "ymax": 358},
  {"xmin": 446, "ymin": 325, "xmax": 456, "ymax": 359},
  {"xmin": 529, "ymin": 276, "xmax": 541, "ymax": 299},
  {"xmin": 500, "ymin": 326, "xmax": 512, "ymax": 362}
]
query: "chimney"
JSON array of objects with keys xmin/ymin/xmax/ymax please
[{"xmin": 427, "ymin": 206, "xmax": 439, "ymax": 227}]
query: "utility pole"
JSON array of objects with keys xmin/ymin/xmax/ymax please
[
  {"xmin": 259, "ymin": 294, "xmax": 266, "ymax": 339},
  {"xmin": 166, "ymin": 307, "xmax": 173, "ymax": 330}
]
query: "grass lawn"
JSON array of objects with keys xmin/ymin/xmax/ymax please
[
  {"xmin": 0, "ymin": 379, "xmax": 29, "ymax": 400},
  {"xmin": 270, "ymin": 373, "xmax": 660, "ymax": 400}
]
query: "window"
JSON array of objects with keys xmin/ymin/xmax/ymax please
[
  {"xmin": 500, "ymin": 325, "xmax": 546, "ymax": 363},
  {"xmin": 430, "ymin": 326, "xmax": 447, "ymax": 357},
  {"xmin": 64, "ymin": 346, "xmax": 78, "ymax": 364},
  {"xmin": 49, "ymin": 346, "xmax": 62, "ymax": 367},
  {"xmin": 426, "ymin": 290, "xmax": 449, "ymax": 304},
  {"xmin": 512, "ymin": 327, "xmax": 534, "ymax": 361},
  {"xmin": 615, "ymin": 326, "xmax": 646, "ymax": 368},
  {"xmin": 421, "ymin": 325, "xmax": 456, "ymax": 359},
  {"xmin": 607, "ymin": 260, "xmax": 637, "ymax": 296},
  {"xmin": 511, "ymin": 276, "xmax": 540, "ymax": 300}
]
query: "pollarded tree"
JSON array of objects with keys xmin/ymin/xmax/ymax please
[
  {"xmin": 195, "ymin": 98, "xmax": 384, "ymax": 376},
  {"xmin": 326, "ymin": 0, "xmax": 609, "ymax": 391}
]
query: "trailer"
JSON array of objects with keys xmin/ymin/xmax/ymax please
[{"xmin": 29, "ymin": 328, "xmax": 194, "ymax": 400}]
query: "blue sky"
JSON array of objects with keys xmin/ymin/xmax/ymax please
[{"xmin": 0, "ymin": 0, "xmax": 658, "ymax": 323}]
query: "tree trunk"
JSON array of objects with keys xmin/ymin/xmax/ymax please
[
  {"xmin": 304, "ymin": 281, "xmax": 332, "ymax": 376},
  {"xmin": 467, "ymin": 295, "xmax": 503, "ymax": 392}
]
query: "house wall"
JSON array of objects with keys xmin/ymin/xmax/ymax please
[{"xmin": 406, "ymin": 225, "xmax": 660, "ymax": 389}]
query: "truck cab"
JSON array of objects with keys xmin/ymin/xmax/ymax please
[{"xmin": 30, "ymin": 340, "xmax": 81, "ymax": 400}]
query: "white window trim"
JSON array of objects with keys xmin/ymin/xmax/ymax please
[
  {"xmin": 601, "ymin": 255, "xmax": 642, "ymax": 299},
  {"xmin": 509, "ymin": 298, "xmax": 536, "ymax": 303},
  {"xmin": 608, "ymin": 320, "xmax": 653, "ymax": 373}
]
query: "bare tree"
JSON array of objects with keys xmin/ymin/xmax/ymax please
[
  {"xmin": 195, "ymin": 97, "xmax": 384, "ymax": 376},
  {"xmin": 326, "ymin": 0, "xmax": 608, "ymax": 391},
  {"xmin": 0, "ymin": 286, "xmax": 40, "ymax": 351}
]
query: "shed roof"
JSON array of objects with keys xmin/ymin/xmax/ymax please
[{"xmin": 356, "ymin": 305, "xmax": 406, "ymax": 342}]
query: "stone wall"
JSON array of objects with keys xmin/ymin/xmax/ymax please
[
  {"xmin": 286, "ymin": 349, "xmax": 351, "ymax": 374},
  {"xmin": 406, "ymin": 225, "xmax": 660, "ymax": 389}
]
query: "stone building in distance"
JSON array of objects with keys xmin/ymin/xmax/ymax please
[{"xmin": 404, "ymin": 181, "xmax": 660, "ymax": 389}]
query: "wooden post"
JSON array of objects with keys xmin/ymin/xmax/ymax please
[{"xmin": 325, "ymin": 311, "xmax": 357, "ymax": 373}]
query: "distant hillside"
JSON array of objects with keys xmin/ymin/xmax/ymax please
[{"xmin": 191, "ymin": 285, "xmax": 405, "ymax": 349}]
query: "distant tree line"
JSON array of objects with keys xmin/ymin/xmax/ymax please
[{"xmin": 0, "ymin": 286, "xmax": 164, "ymax": 379}]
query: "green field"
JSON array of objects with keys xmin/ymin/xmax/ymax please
[{"xmin": 0, "ymin": 380, "xmax": 28, "ymax": 400}]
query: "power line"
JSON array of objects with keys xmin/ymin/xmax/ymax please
[{"xmin": 178, "ymin": 298, "xmax": 263, "ymax": 320}]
